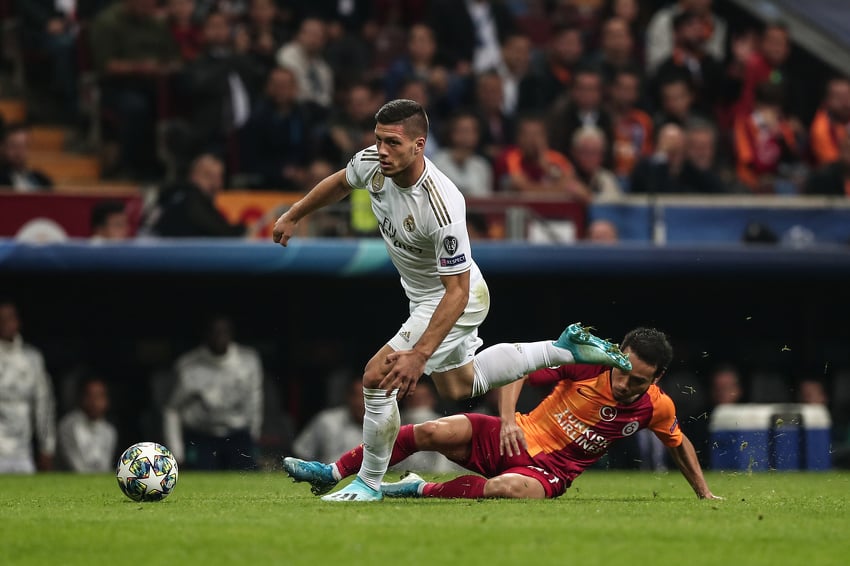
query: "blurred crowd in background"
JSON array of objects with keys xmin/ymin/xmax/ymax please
[
  {"xmin": 0, "ymin": 0, "xmax": 848, "ymax": 240},
  {"xmin": 2, "ymin": 0, "xmax": 850, "ymax": 474}
]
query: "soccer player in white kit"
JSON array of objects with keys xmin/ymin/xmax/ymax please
[{"xmin": 273, "ymin": 99, "xmax": 631, "ymax": 501}]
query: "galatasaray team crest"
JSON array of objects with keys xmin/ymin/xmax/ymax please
[
  {"xmin": 599, "ymin": 406, "xmax": 617, "ymax": 421},
  {"xmin": 403, "ymin": 214, "xmax": 416, "ymax": 232},
  {"xmin": 371, "ymin": 171, "xmax": 385, "ymax": 192}
]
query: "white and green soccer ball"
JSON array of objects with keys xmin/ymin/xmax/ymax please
[{"xmin": 116, "ymin": 442, "xmax": 179, "ymax": 502}]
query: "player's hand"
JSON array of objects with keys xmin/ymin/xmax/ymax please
[
  {"xmin": 272, "ymin": 213, "xmax": 296, "ymax": 246},
  {"xmin": 499, "ymin": 417, "xmax": 527, "ymax": 457},
  {"xmin": 380, "ymin": 350, "xmax": 427, "ymax": 399}
]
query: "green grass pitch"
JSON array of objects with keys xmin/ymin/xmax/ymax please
[{"xmin": 1, "ymin": 471, "xmax": 848, "ymax": 565}]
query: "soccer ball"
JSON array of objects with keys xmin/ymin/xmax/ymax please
[{"xmin": 116, "ymin": 442, "xmax": 179, "ymax": 502}]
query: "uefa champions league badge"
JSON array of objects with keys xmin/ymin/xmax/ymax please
[{"xmin": 443, "ymin": 236, "xmax": 458, "ymax": 255}]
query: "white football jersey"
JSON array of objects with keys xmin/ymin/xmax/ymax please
[{"xmin": 346, "ymin": 145, "xmax": 488, "ymax": 313}]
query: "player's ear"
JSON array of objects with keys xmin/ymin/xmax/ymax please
[{"xmin": 415, "ymin": 136, "xmax": 426, "ymax": 154}]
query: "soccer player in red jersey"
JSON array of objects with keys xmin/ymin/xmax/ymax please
[{"xmin": 284, "ymin": 327, "xmax": 720, "ymax": 500}]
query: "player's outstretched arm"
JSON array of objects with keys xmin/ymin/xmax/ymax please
[
  {"xmin": 273, "ymin": 169, "xmax": 352, "ymax": 246},
  {"xmin": 667, "ymin": 434, "xmax": 721, "ymax": 500},
  {"xmin": 497, "ymin": 377, "xmax": 528, "ymax": 457}
]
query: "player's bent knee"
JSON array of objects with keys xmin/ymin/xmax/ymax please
[
  {"xmin": 484, "ymin": 475, "xmax": 546, "ymax": 499},
  {"xmin": 412, "ymin": 420, "xmax": 441, "ymax": 450},
  {"xmin": 362, "ymin": 367, "xmax": 383, "ymax": 389}
]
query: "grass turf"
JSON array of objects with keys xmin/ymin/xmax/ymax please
[{"xmin": 1, "ymin": 471, "xmax": 848, "ymax": 565}]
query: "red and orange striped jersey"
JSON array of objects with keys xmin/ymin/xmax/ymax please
[{"xmin": 516, "ymin": 364, "xmax": 682, "ymax": 484}]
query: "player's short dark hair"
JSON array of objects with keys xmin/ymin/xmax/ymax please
[
  {"xmin": 621, "ymin": 328, "xmax": 673, "ymax": 378},
  {"xmin": 375, "ymin": 99, "xmax": 429, "ymax": 139},
  {"xmin": 90, "ymin": 200, "xmax": 126, "ymax": 231}
]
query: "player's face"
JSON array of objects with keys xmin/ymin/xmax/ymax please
[
  {"xmin": 610, "ymin": 348, "xmax": 658, "ymax": 404},
  {"xmin": 375, "ymin": 123, "xmax": 424, "ymax": 178}
]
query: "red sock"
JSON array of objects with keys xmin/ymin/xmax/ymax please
[
  {"xmin": 334, "ymin": 424, "xmax": 418, "ymax": 478},
  {"xmin": 422, "ymin": 475, "xmax": 487, "ymax": 499}
]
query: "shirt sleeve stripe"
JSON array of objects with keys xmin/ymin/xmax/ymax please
[{"xmin": 423, "ymin": 177, "xmax": 452, "ymax": 226}]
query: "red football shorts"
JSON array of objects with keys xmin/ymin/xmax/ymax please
[{"xmin": 462, "ymin": 413, "xmax": 567, "ymax": 498}]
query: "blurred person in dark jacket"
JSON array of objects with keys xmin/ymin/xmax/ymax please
[
  {"xmin": 0, "ymin": 125, "xmax": 53, "ymax": 192},
  {"xmin": 179, "ymin": 10, "xmax": 265, "ymax": 158},
  {"xmin": 149, "ymin": 153, "xmax": 246, "ymax": 237}
]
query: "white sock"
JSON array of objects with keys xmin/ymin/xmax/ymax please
[
  {"xmin": 358, "ymin": 387, "xmax": 400, "ymax": 490},
  {"xmin": 330, "ymin": 463, "xmax": 342, "ymax": 481},
  {"xmin": 472, "ymin": 341, "xmax": 574, "ymax": 397}
]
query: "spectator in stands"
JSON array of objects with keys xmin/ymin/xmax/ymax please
[
  {"xmin": 90, "ymin": 200, "xmax": 131, "ymax": 240},
  {"xmin": 630, "ymin": 122, "xmax": 721, "ymax": 194},
  {"xmin": 237, "ymin": 0, "xmax": 288, "ymax": 75},
  {"xmin": 292, "ymin": 377, "xmax": 365, "ymax": 464},
  {"xmin": 276, "ymin": 18, "xmax": 333, "ymax": 109},
  {"xmin": 809, "ymin": 77, "xmax": 850, "ymax": 167},
  {"xmin": 167, "ymin": 0, "xmax": 203, "ymax": 62},
  {"xmin": 0, "ymin": 300, "xmax": 56, "ymax": 473},
  {"xmin": 651, "ymin": 10, "xmax": 725, "ymax": 116},
  {"xmin": 163, "ymin": 314, "xmax": 263, "ymax": 470},
  {"xmin": 499, "ymin": 115, "xmax": 590, "ymax": 202},
  {"xmin": 710, "ymin": 365, "xmax": 743, "ymax": 406},
  {"xmin": 645, "ymin": 0, "xmax": 727, "ymax": 73},
  {"xmin": 684, "ymin": 120, "xmax": 724, "ymax": 192},
  {"xmin": 608, "ymin": 67, "xmax": 653, "ymax": 186},
  {"xmin": 518, "ymin": 25, "xmax": 585, "ymax": 113},
  {"xmin": 427, "ymin": 0, "xmax": 516, "ymax": 74},
  {"xmin": 497, "ymin": 33, "xmax": 533, "ymax": 118},
  {"xmin": 601, "ymin": 0, "xmax": 646, "ymax": 62},
  {"xmin": 0, "ymin": 124, "xmax": 54, "ymax": 192},
  {"xmin": 240, "ymin": 67, "xmax": 320, "ymax": 189},
  {"xmin": 179, "ymin": 10, "xmax": 265, "ymax": 162},
  {"xmin": 654, "ymin": 75, "xmax": 701, "ymax": 128},
  {"xmin": 432, "ymin": 112, "xmax": 494, "ymax": 197},
  {"xmin": 322, "ymin": 7, "xmax": 375, "ymax": 91},
  {"xmin": 805, "ymin": 135, "xmax": 850, "ymax": 197},
  {"xmin": 90, "ymin": 0, "xmax": 181, "ymax": 180},
  {"xmin": 383, "ymin": 24, "xmax": 453, "ymax": 104},
  {"xmin": 592, "ymin": 17, "xmax": 638, "ymax": 85},
  {"xmin": 474, "ymin": 71, "xmax": 514, "ymax": 161},
  {"xmin": 56, "ymin": 377, "xmax": 117, "ymax": 473},
  {"xmin": 570, "ymin": 126, "xmax": 622, "ymax": 201},
  {"xmin": 733, "ymin": 82, "xmax": 803, "ymax": 193},
  {"xmin": 326, "ymin": 82, "xmax": 382, "ymax": 166},
  {"xmin": 586, "ymin": 219, "xmax": 619, "ymax": 243},
  {"xmin": 397, "ymin": 79, "xmax": 442, "ymax": 158},
  {"xmin": 728, "ymin": 22, "xmax": 802, "ymax": 121},
  {"xmin": 16, "ymin": 0, "xmax": 82, "ymax": 123},
  {"xmin": 548, "ymin": 66, "xmax": 614, "ymax": 167},
  {"xmin": 149, "ymin": 153, "xmax": 247, "ymax": 237}
]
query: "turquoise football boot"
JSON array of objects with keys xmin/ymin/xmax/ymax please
[
  {"xmin": 553, "ymin": 323, "xmax": 632, "ymax": 371},
  {"xmin": 282, "ymin": 457, "xmax": 338, "ymax": 496},
  {"xmin": 321, "ymin": 476, "xmax": 383, "ymax": 502}
]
